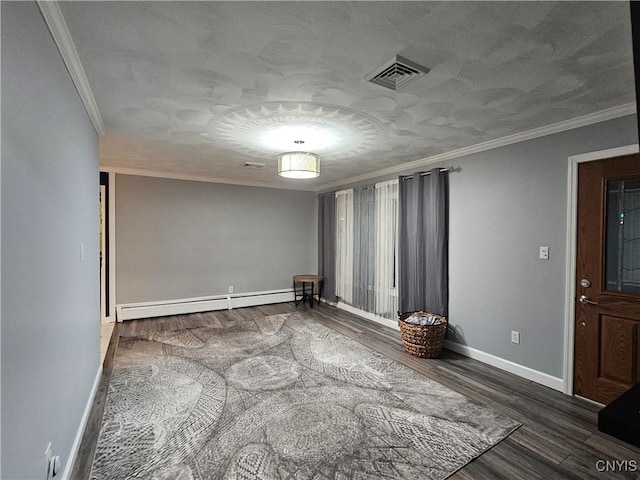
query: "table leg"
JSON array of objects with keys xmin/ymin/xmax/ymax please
[
  {"xmin": 302, "ymin": 281, "xmax": 306, "ymax": 305},
  {"xmin": 294, "ymin": 280, "xmax": 305, "ymax": 306},
  {"xmin": 293, "ymin": 279, "xmax": 297, "ymax": 305}
]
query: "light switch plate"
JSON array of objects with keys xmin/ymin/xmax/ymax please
[{"xmin": 539, "ymin": 246, "xmax": 549, "ymax": 260}]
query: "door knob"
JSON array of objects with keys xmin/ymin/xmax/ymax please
[
  {"xmin": 579, "ymin": 294, "xmax": 598, "ymax": 305},
  {"xmin": 581, "ymin": 321, "xmax": 587, "ymax": 327}
]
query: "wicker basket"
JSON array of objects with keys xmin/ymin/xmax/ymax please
[{"xmin": 398, "ymin": 311, "xmax": 447, "ymax": 358}]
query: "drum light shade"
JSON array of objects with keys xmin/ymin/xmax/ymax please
[{"xmin": 277, "ymin": 152, "xmax": 320, "ymax": 179}]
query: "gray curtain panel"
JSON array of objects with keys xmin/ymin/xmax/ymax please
[
  {"xmin": 398, "ymin": 168, "xmax": 448, "ymax": 316},
  {"xmin": 352, "ymin": 186, "xmax": 376, "ymax": 312},
  {"xmin": 318, "ymin": 193, "xmax": 337, "ymax": 302}
]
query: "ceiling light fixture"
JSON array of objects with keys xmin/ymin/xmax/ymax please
[{"xmin": 277, "ymin": 151, "xmax": 320, "ymax": 179}]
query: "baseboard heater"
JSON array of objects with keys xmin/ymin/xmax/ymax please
[{"xmin": 116, "ymin": 288, "xmax": 294, "ymax": 321}]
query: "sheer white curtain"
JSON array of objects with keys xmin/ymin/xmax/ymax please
[
  {"xmin": 335, "ymin": 189, "xmax": 353, "ymax": 304},
  {"xmin": 335, "ymin": 183, "xmax": 398, "ymax": 317},
  {"xmin": 374, "ymin": 180, "xmax": 398, "ymax": 318}
]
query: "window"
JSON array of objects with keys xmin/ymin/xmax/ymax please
[{"xmin": 334, "ymin": 181, "xmax": 398, "ymax": 318}]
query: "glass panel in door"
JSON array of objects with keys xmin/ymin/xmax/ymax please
[{"xmin": 605, "ymin": 177, "xmax": 640, "ymax": 294}]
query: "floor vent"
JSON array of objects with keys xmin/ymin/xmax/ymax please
[{"xmin": 367, "ymin": 55, "xmax": 429, "ymax": 91}]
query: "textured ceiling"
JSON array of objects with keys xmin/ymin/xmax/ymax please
[{"xmin": 58, "ymin": 1, "xmax": 635, "ymax": 190}]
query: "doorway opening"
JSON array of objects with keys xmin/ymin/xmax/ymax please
[{"xmin": 99, "ymin": 171, "xmax": 112, "ymax": 323}]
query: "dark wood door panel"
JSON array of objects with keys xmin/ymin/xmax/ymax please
[
  {"xmin": 637, "ymin": 324, "xmax": 640, "ymax": 385},
  {"xmin": 595, "ymin": 378, "xmax": 636, "ymax": 405},
  {"xmin": 598, "ymin": 315, "xmax": 638, "ymax": 385},
  {"xmin": 575, "ymin": 154, "xmax": 640, "ymax": 404},
  {"xmin": 574, "ymin": 307, "xmax": 591, "ymax": 397},
  {"xmin": 596, "ymin": 294, "xmax": 640, "ymax": 316}
]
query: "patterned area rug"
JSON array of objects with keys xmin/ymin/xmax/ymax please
[{"xmin": 90, "ymin": 312, "xmax": 520, "ymax": 479}]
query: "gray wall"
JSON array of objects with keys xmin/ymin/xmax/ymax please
[
  {"xmin": 339, "ymin": 114, "xmax": 638, "ymax": 379},
  {"xmin": 1, "ymin": 2, "xmax": 100, "ymax": 479},
  {"xmin": 446, "ymin": 115, "xmax": 637, "ymax": 378},
  {"xmin": 115, "ymin": 175, "xmax": 317, "ymax": 303}
]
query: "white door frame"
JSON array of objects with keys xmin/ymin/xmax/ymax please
[
  {"xmin": 107, "ymin": 172, "xmax": 117, "ymax": 321},
  {"xmin": 562, "ymin": 143, "xmax": 639, "ymax": 395}
]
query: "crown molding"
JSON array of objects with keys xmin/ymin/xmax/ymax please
[
  {"xmin": 314, "ymin": 102, "xmax": 637, "ymax": 192},
  {"xmin": 37, "ymin": 1, "xmax": 105, "ymax": 137},
  {"xmin": 100, "ymin": 166, "xmax": 317, "ymax": 192}
]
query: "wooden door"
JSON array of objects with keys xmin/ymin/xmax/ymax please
[{"xmin": 574, "ymin": 154, "xmax": 640, "ymax": 404}]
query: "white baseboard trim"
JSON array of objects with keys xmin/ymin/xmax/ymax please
[
  {"xmin": 444, "ymin": 340, "xmax": 565, "ymax": 392},
  {"xmin": 116, "ymin": 289, "xmax": 295, "ymax": 321},
  {"xmin": 336, "ymin": 302, "xmax": 399, "ymax": 330},
  {"xmin": 63, "ymin": 364, "xmax": 103, "ymax": 480},
  {"xmin": 334, "ymin": 303, "xmax": 564, "ymax": 392}
]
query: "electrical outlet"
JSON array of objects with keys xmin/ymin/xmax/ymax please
[
  {"xmin": 228, "ymin": 286, "xmax": 234, "ymax": 294},
  {"xmin": 511, "ymin": 331, "xmax": 520, "ymax": 344},
  {"xmin": 539, "ymin": 246, "xmax": 549, "ymax": 260},
  {"xmin": 44, "ymin": 442, "xmax": 52, "ymax": 480}
]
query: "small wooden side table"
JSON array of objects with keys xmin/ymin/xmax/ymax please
[{"xmin": 293, "ymin": 274, "xmax": 324, "ymax": 308}]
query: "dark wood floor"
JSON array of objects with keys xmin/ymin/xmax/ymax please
[{"xmin": 72, "ymin": 302, "xmax": 640, "ymax": 479}]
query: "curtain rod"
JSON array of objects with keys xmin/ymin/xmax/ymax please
[{"xmin": 401, "ymin": 167, "xmax": 453, "ymax": 180}]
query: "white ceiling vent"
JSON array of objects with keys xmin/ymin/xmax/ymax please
[
  {"xmin": 243, "ymin": 161, "xmax": 265, "ymax": 169},
  {"xmin": 367, "ymin": 55, "xmax": 430, "ymax": 91}
]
